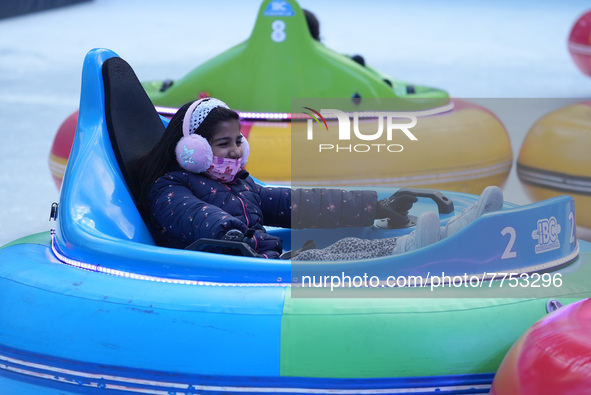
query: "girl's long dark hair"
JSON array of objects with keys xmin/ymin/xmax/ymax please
[{"xmin": 136, "ymin": 100, "xmax": 239, "ymax": 215}]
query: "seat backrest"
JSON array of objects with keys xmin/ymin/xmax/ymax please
[{"xmin": 102, "ymin": 57, "xmax": 165, "ymax": 204}]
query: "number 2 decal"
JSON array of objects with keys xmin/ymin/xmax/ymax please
[
  {"xmin": 501, "ymin": 226, "xmax": 517, "ymax": 259},
  {"xmin": 568, "ymin": 211, "xmax": 576, "ymax": 243}
]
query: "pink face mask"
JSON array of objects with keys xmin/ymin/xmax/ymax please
[{"xmin": 204, "ymin": 156, "xmax": 242, "ymax": 182}]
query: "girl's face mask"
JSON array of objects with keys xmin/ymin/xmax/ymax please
[{"xmin": 204, "ymin": 156, "xmax": 242, "ymax": 182}]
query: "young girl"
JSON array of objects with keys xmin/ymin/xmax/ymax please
[{"xmin": 137, "ymin": 98, "xmax": 503, "ymax": 260}]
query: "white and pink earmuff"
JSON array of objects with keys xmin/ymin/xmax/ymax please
[{"xmin": 174, "ymin": 98, "xmax": 250, "ymax": 173}]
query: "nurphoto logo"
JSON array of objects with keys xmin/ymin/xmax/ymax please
[{"xmin": 303, "ymin": 107, "xmax": 418, "ymax": 153}]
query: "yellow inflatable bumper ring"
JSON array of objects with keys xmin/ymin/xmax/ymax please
[{"xmin": 517, "ymin": 100, "xmax": 591, "ymax": 230}]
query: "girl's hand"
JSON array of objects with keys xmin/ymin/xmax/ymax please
[{"xmin": 376, "ymin": 194, "xmax": 418, "ymax": 227}]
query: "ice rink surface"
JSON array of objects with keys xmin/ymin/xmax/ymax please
[{"xmin": 0, "ymin": 0, "xmax": 590, "ymax": 245}]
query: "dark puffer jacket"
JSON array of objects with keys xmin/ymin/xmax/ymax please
[{"xmin": 149, "ymin": 169, "xmax": 378, "ymax": 258}]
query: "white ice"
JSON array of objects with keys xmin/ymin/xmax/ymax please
[{"xmin": 0, "ymin": 0, "xmax": 590, "ymax": 246}]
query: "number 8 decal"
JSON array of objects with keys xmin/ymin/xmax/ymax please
[{"xmin": 271, "ymin": 20, "xmax": 286, "ymax": 42}]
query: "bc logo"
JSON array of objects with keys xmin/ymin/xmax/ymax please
[{"xmin": 531, "ymin": 216, "xmax": 561, "ymax": 253}]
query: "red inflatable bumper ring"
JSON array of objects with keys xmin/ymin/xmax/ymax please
[
  {"xmin": 568, "ymin": 11, "xmax": 591, "ymax": 77},
  {"xmin": 491, "ymin": 298, "xmax": 591, "ymax": 395},
  {"xmin": 49, "ymin": 110, "xmax": 78, "ymax": 190}
]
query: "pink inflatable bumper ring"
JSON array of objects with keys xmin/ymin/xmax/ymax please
[
  {"xmin": 491, "ymin": 298, "xmax": 591, "ymax": 395},
  {"xmin": 49, "ymin": 110, "xmax": 78, "ymax": 189},
  {"xmin": 568, "ymin": 10, "xmax": 591, "ymax": 77}
]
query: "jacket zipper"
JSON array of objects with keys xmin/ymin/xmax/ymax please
[{"xmin": 224, "ymin": 184, "xmax": 250, "ymax": 228}]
